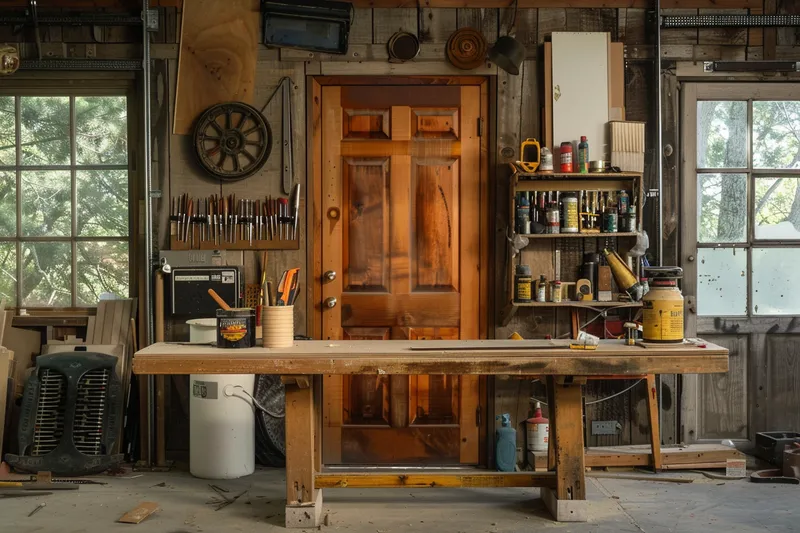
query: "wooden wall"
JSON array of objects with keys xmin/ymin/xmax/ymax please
[{"xmin": 3, "ymin": 0, "xmax": 799, "ymax": 457}]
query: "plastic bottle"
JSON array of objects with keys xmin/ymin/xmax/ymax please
[
  {"xmin": 526, "ymin": 402, "xmax": 549, "ymax": 452},
  {"xmin": 495, "ymin": 413, "xmax": 517, "ymax": 472},
  {"xmin": 578, "ymin": 136, "xmax": 589, "ymax": 173}
]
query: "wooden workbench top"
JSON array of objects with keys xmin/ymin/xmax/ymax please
[{"xmin": 133, "ymin": 339, "xmax": 728, "ymax": 376}]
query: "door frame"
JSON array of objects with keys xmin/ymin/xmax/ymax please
[
  {"xmin": 680, "ymin": 82, "xmax": 800, "ymax": 444},
  {"xmin": 306, "ymin": 76, "xmax": 492, "ymax": 465}
]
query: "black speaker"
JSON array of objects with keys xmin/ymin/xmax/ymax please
[{"xmin": 261, "ymin": 0, "xmax": 352, "ymax": 55}]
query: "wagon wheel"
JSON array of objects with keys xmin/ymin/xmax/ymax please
[{"xmin": 193, "ymin": 102, "xmax": 272, "ymax": 182}]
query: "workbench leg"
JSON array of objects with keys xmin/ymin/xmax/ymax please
[
  {"xmin": 646, "ymin": 374, "xmax": 663, "ymax": 472},
  {"xmin": 546, "ymin": 377, "xmax": 557, "ymax": 470},
  {"xmin": 284, "ymin": 378, "xmax": 323, "ymax": 528},
  {"xmin": 542, "ymin": 381, "xmax": 587, "ymax": 523}
]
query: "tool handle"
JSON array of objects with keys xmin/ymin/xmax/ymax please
[{"xmin": 207, "ymin": 289, "xmax": 231, "ymax": 311}]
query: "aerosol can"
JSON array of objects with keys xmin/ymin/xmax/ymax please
[
  {"xmin": 495, "ymin": 413, "xmax": 517, "ymax": 472},
  {"xmin": 526, "ymin": 401, "xmax": 549, "ymax": 452}
]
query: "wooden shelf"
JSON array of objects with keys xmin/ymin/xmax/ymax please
[
  {"xmin": 512, "ymin": 301, "xmax": 642, "ymax": 309},
  {"xmin": 520, "ymin": 232, "xmax": 639, "ymax": 239},
  {"xmin": 510, "ymin": 163, "xmax": 642, "ymax": 179}
]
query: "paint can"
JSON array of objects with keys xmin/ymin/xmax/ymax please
[
  {"xmin": 641, "ymin": 267, "xmax": 684, "ymax": 343},
  {"xmin": 545, "ymin": 205, "xmax": 560, "ymax": 234},
  {"xmin": 560, "ymin": 193, "xmax": 579, "ymax": 233},
  {"xmin": 551, "ymin": 281, "xmax": 562, "ymax": 303},
  {"xmin": 514, "ymin": 264, "xmax": 532, "ymax": 303},
  {"xmin": 216, "ymin": 308, "xmax": 256, "ymax": 349},
  {"xmin": 602, "ymin": 208, "xmax": 618, "ymax": 233}
]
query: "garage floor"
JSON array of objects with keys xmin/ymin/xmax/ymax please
[{"xmin": 1, "ymin": 468, "xmax": 797, "ymax": 533}]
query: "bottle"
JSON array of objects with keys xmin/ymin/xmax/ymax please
[
  {"xmin": 526, "ymin": 402, "xmax": 549, "ymax": 452},
  {"xmin": 537, "ymin": 275, "xmax": 547, "ymax": 302},
  {"xmin": 515, "ymin": 193, "xmax": 530, "ymax": 234},
  {"xmin": 559, "ymin": 142, "xmax": 573, "ymax": 172},
  {"xmin": 495, "ymin": 413, "xmax": 517, "ymax": 472},
  {"xmin": 551, "ymin": 280, "xmax": 562, "ymax": 303},
  {"xmin": 618, "ymin": 190, "xmax": 630, "ymax": 214},
  {"xmin": 514, "ymin": 264, "xmax": 532, "ymax": 303},
  {"xmin": 578, "ymin": 136, "xmax": 589, "ymax": 173},
  {"xmin": 560, "ymin": 193, "xmax": 579, "ymax": 233},
  {"xmin": 540, "ymin": 147, "xmax": 554, "ymax": 172}
]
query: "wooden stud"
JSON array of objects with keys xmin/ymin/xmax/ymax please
[
  {"xmin": 284, "ymin": 379, "xmax": 321, "ymax": 527},
  {"xmin": 553, "ymin": 382, "xmax": 585, "ymax": 500},
  {"xmin": 646, "ymin": 374, "xmax": 663, "ymax": 471},
  {"xmin": 315, "ymin": 471, "xmax": 556, "ymax": 488}
]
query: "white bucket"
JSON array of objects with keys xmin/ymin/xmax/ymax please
[{"xmin": 187, "ymin": 319, "xmax": 255, "ymax": 479}]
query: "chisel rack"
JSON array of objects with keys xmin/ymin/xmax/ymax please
[{"xmin": 169, "ymin": 192, "xmax": 300, "ymax": 251}]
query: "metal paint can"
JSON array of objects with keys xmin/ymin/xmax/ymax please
[
  {"xmin": 551, "ymin": 281, "xmax": 562, "ymax": 303},
  {"xmin": 216, "ymin": 308, "xmax": 256, "ymax": 349},
  {"xmin": 514, "ymin": 264, "xmax": 532, "ymax": 303},
  {"xmin": 602, "ymin": 208, "xmax": 618, "ymax": 233},
  {"xmin": 545, "ymin": 205, "xmax": 560, "ymax": 234},
  {"xmin": 560, "ymin": 193, "xmax": 579, "ymax": 233},
  {"xmin": 620, "ymin": 205, "xmax": 637, "ymax": 233},
  {"xmin": 641, "ymin": 267, "xmax": 684, "ymax": 343}
]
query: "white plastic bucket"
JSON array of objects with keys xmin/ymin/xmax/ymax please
[{"xmin": 187, "ymin": 319, "xmax": 255, "ymax": 479}]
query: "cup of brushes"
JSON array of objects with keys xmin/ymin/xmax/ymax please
[{"xmin": 261, "ymin": 267, "xmax": 299, "ymax": 348}]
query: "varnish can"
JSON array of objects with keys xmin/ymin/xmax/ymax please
[
  {"xmin": 560, "ymin": 193, "xmax": 579, "ymax": 233},
  {"xmin": 217, "ymin": 308, "xmax": 256, "ymax": 349},
  {"xmin": 641, "ymin": 267, "xmax": 684, "ymax": 343},
  {"xmin": 514, "ymin": 265, "xmax": 532, "ymax": 303},
  {"xmin": 545, "ymin": 205, "xmax": 560, "ymax": 234}
]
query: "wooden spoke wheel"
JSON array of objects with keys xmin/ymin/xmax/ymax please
[{"xmin": 193, "ymin": 102, "xmax": 272, "ymax": 182}]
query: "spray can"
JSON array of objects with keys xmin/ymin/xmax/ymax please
[
  {"xmin": 578, "ymin": 136, "xmax": 589, "ymax": 173},
  {"xmin": 514, "ymin": 264, "xmax": 532, "ymax": 303},
  {"xmin": 495, "ymin": 413, "xmax": 517, "ymax": 472},
  {"xmin": 526, "ymin": 402, "xmax": 549, "ymax": 453},
  {"xmin": 559, "ymin": 142, "xmax": 573, "ymax": 172}
]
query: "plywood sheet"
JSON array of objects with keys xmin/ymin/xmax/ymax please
[
  {"xmin": 0, "ymin": 347, "xmax": 11, "ymax": 460},
  {"xmin": 172, "ymin": 0, "xmax": 260, "ymax": 135},
  {"xmin": 2, "ymin": 313, "xmax": 41, "ymax": 391},
  {"xmin": 551, "ymin": 32, "xmax": 609, "ymax": 160}
]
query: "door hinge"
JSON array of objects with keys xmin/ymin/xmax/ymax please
[
  {"xmin": 476, "ymin": 405, "xmax": 482, "ymax": 427},
  {"xmin": 477, "ymin": 117, "xmax": 484, "ymax": 138}
]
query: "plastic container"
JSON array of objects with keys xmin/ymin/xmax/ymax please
[
  {"xmin": 526, "ymin": 402, "xmax": 549, "ymax": 452},
  {"xmin": 262, "ymin": 305, "xmax": 294, "ymax": 348},
  {"xmin": 188, "ymin": 322, "xmax": 255, "ymax": 480},
  {"xmin": 560, "ymin": 142, "xmax": 573, "ymax": 172},
  {"xmin": 495, "ymin": 413, "xmax": 517, "ymax": 472}
]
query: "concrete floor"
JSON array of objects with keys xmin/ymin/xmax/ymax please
[{"xmin": 1, "ymin": 468, "xmax": 798, "ymax": 533}]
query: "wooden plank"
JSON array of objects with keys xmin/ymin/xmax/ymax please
[
  {"xmin": 748, "ymin": 5, "xmax": 763, "ymax": 47},
  {"xmin": 645, "ymin": 374, "xmax": 662, "ymax": 470},
  {"xmin": 350, "ymin": 8, "xmax": 374, "ymax": 44},
  {"xmin": 764, "ymin": 0, "xmax": 777, "ymax": 59},
  {"xmin": 515, "ymin": 9, "xmax": 539, "ymax": 52},
  {"xmin": 285, "ymin": 380, "xmax": 317, "ymax": 505},
  {"xmin": 133, "ymin": 339, "xmax": 730, "ymax": 376},
  {"xmin": 0, "ymin": 348, "xmax": 10, "ymax": 461},
  {"xmin": 661, "ymin": 9, "xmax": 698, "ymax": 45},
  {"xmin": 553, "ymin": 382, "xmax": 585, "ymax": 500},
  {"xmin": 118, "ymin": 502, "xmax": 159, "ymax": 524},
  {"xmin": 479, "ymin": 79, "xmax": 490, "ymax": 341},
  {"xmin": 698, "ymin": 9, "xmax": 747, "ymax": 45},
  {"xmin": 373, "ymin": 8, "xmax": 418, "ymax": 44},
  {"xmin": 316, "ymin": 471, "xmax": 557, "ymax": 488},
  {"xmin": 322, "ymin": 375, "xmax": 343, "ymax": 464},
  {"xmin": 460, "ymin": 85, "xmax": 481, "ymax": 341},
  {"xmin": 3, "ymin": 317, "xmax": 41, "ymax": 393},
  {"xmin": 0, "ymin": 0, "xmax": 766, "ymax": 6},
  {"xmin": 419, "ymin": 8, "xmax": 458, "ymax": 44},
  {"xmin": 319, "ymin": 61, "xmax": 496, "ymax": 76},
  {"xmin": 321, "ymin": 86, "xmax": 342, "ymax": 341},
  {"xmin": 585, "ymin": 443, "xmax": 744, "ymax": 467},
  {"xmin": 457, "ymin": 8, "xmax": 499, "ymax": 42},
  {"xmin": 172, "ymin": 0, "xmax": 259, "ymax": 135},
  {"xmin": 341, "ymin": 426, "xmax": 460, "ymax": 463}
]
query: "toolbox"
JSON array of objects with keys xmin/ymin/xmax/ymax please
[{"xmin": 754, "ymin": 431, "xmax": 800, "ymax": 467}]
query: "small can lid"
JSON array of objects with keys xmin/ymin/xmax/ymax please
[{"xmin": 516, "ymin": 264, "xmax": 532, "ymax": 276}]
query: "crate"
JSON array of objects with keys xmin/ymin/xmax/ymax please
[
  {"xmin": 754, "ymin": 431, "xmax": 800, "ymax": 466},
  {"xmin": 610, "ymin": 121, "xmax": 645, "ymax": 173}
]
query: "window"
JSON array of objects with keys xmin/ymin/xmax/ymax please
[
  {"xmin": 694, "ymin": 97, "xmax": 800, "ymax": 316},
  {"xmin": 0, "ymin": 94, "xmax": 131, "ymax": 307}
]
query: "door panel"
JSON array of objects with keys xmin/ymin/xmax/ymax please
[{"xmin": 321, "ymin": 83, "xmax": 484, "ymax": 465}]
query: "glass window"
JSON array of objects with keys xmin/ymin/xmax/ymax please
[
  {"xmin": 697, "ymin": 101, "xmax": 748, "ymax": 169},
  {"xmin": 0, "ymin": 94, "xmax": 131, "ymax": 306},
  {"xmin": 697, "ymin": 247, "xmax": 747, "ymax": 317}
]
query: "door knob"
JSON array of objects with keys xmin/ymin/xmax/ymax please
[
  {"xmin": 324, "ymin": 297, "xmax": 337, "ymax": 309},
  {"xmin": 324, "ymin": 270, "xmax": 337, "ymax": 282}
]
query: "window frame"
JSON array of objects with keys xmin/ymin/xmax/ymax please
[
  {"xmin": 685, "ymin": 83, "xmax": 800, "ymax": 319},
  {"xmin": 0, "ymin": 83, "xmax": 136, "ymax": 308}
]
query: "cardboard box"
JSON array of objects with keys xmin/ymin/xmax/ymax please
[{"xmin": 610, "ymin": 121, "xmax": 645, "ymax": 172}]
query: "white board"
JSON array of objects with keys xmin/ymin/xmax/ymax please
[{"xmin": 551, "ymin": 32, "xmax": 610, "ymax": 161}]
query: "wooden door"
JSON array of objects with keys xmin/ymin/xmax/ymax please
[{"xmin": 319, "ymin": 83, "xmax": 485, "ymax": 465}]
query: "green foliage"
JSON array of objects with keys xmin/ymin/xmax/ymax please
[{"xmin": 0, "ymin": 95, "xmax": 130, "ymax": 307}]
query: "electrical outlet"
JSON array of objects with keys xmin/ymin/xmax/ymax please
[{"xmin": 592, "ymin": 420, "xmax": 621, "ymax": 435}]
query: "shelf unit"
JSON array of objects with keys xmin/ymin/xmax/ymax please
[{"xmin": 502, "ymin": 164, "xmax": 645, "ymax": 326}]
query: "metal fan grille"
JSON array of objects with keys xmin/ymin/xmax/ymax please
[
  {"xmin": 74, "ymin": 368, "xmax": 110, "ymax": 456},
  {"xmin": 32, "ymin": 369, "xmax": 67, "ymax": 456}
]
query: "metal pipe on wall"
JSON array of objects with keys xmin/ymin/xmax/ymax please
[{"xmin": 142, "ymin": 1, "xmax": 155, "ymax": 466}]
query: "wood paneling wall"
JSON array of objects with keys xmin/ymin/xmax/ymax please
[{"xmin": 3, "ymin": 2, "xmax": 798, "ymax": 457}]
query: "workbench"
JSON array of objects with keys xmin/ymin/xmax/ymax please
[{"xmin": 133, "ymin": 339, "xmax": 728, "ymax": 528}]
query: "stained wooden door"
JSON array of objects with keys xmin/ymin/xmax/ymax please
[{"xmin": 320, "ymin": 83, "xmax": 485, "ymax": 465}]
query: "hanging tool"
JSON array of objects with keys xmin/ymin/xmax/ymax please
[
  {"xmin": 276, "ymin": 268, "xmax": 300, "ymax": 306},
  {"xmin": 281, "ymin": 77, "xmax": 293, "ymax": 195},
  {"xmin": 290, "ymin": 183, "xmax": 301, "ymax": 241}
]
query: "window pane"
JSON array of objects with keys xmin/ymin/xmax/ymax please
[
  {"xmin": 0, "ymin": 96, "xmax": 15, "ymax": 165},
  {"xmin": 697, "ymin": 101, "xmax": 748, "ymax": 169},
  {"xmin": 753, "ymin": 101, "xmax": 800, "ymax": 169},
  {"xmin": 0, "ymin": 171, "xmax": 16, "ymax": 236},
  {"xmin": 0, "ymin": 242, "xmax": 16, "ymax": 305},
  {"xmin": 697, "ymin": 247, "xmax": 747, "ymax": 316},
  {"xmin": 21, "ymin": 242, "xmax": 71, "ymax": 306},
  {"xmin": 76, "ymin": 96, "xmax": 128, "ymax": 165},
  {"xmin": 697, "ymin": 173, "xmax": 747, "ymax": 243},
  {"xmin": 20, "ymin": 96, "xmax": 70, "ymax": 166},
  {"xmin": 21, "ymin": 170, "xmax": 71, "ymax": 237},
  {"xmin": 755, "ymin": 177, "xmax": 800, "ymax": 239},
  {"xmin": 77, "ymin": 241, "xmax": 129, "ymax": 306},
  {"xmin": 752, "ymin": 247, "xmax": 800, "ymax": 315},
  {"xmin": 77, "ymin": 170, "xmax": 128, "ymax": 237}
]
